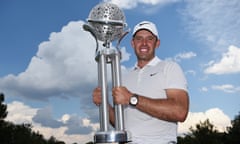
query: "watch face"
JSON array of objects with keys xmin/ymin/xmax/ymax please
[{"xmin": 130, "ymin": 96, "xmax": 138, "ymax": 105}]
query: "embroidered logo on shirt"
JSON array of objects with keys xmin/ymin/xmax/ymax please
[{"xmin": 150, "ymin": 72, "xmax": 158, "ymax": 76}]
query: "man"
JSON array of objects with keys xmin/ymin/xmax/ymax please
[{"xmin": 93, "ymin": 21, "xmax": 189, "ymax": 144}]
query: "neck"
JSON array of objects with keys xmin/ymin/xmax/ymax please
[
  {"xmin": 137, "ymin": 58, "xmax": 153, "ymax": 68},
  {"xmin": 136, "ymin": 55, "xmax": 156, "ymax": 68},
  {"xmin": 137, "ymin": 61, "xmax": 148, "ymax": 68}
]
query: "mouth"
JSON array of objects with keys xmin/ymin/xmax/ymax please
[{"xmin": 139, "ymin": 47, "xmax": 149, "ymax": 53}]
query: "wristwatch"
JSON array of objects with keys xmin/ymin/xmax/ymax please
[{"xmin": 129, "ymin": 94, "xmax": 139, "ymax": 106}]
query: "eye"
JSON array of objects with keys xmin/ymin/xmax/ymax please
[
  {"xmin": 147, "ymin": 36, "xmax": 155, "ymax": 41},
  {"xmin": 133, "ymin": 36, "xmax": 156, "ymax": 43},
  {"xmin": 134, "ymin": 36, "xmax": 143, "ymax": 41}
]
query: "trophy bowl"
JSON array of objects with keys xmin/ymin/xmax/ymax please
[{"xmin": 87, "ymin": 2, "xmax": 127, "ymax": 42}]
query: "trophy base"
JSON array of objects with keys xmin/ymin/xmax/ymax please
[{"xmin": 94, "ymin": 130, "xmax": 131, "ymax": 144}]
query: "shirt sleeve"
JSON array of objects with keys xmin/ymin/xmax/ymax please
[{"xmin": 163, "ymin": 62, "xmax": 188, "ymax": 92}]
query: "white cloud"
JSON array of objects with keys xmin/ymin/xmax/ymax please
[
  {"xmin": 6, "ymin": 101, "xmax": 95, "ymax": 144},
  {"xmin": 6, "ymin": 101, "xmax": 37, "ymax": 124},
  {"xmin": 200, "ymin": 87, "xmax": 208, "ymax": 92},
  {"xmin": 104, "ymin": 0, "xmax": 180, "ymax": 9},
  {"xmin": 104, "ymin": 0, "xmax": 138, "ymax": 9},
  {"xmin": 181, "ymin": 0, "xmax": 240, "ymax": 51},
  {"xmin": 62, "ymin": 114, "xmax": 71, "ymax": 123},
  {"xmin": 212, "ymin": 84, "xmax": 240, "ymax": 93},
  {"xmin": 7, "ymin": 101, "xmax": 232, "ymax": 143},
  {"xmin": 120, "ymin": 46, "xmax": 131, "ymax": 62},
  {"xmin": 178, "ymin": 108, "xmax": 231, "ymax": 134},
  {"xmin": 204, "ymin": 45, "xmax": 240, "ymax": 74},
  {"xmin": 165, "ymin": 51, "xmax": 196, "ymax": 63},
  {"xmin": 0, "ymin": 21, "xmax": 98, "ymax": 100},
  {"xmin": 32, "ymin": 106, "xmax": 64, "ymax": 128},
  {"xmin": 32, "ymin": 125, "xmax": 94, "ymax": 144},
  {"xmin": 0, "ymin": 20, "xmax": 131, "ymax": 101},
  {"xmin": 174, "ymin": 51, "xmax": 197, "ymax": 62}
]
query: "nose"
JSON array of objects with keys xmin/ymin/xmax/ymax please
[{"xmin": 142, "ymin": 38, "xmax": 147, "ymax": 45}]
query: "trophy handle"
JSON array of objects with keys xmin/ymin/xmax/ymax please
[
  {"xmin": 83, "ymin": 24, "xmax": 99, "ymax": 53},
  {"xmin": 116, "ymin": 29, "xmax": 130, "ymax": 51}
]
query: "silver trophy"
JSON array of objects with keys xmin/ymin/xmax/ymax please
[{"xmin": 83, "ymin": 2, "xmax": 130, "ymax": 144}]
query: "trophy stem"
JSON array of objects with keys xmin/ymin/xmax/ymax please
[
  {"xmin": 98, "ymin": 53, "xmax": 109, "ymax": 132},
  {"xmin": 111, "ymin": 52, "xmax": 124, "ymax": 131},
  {"xmin": 95, "ymin": 48, "xmax": 130, "ymax": 143}
]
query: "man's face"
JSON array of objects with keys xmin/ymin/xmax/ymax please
[{"xmin": 131, "ymin": 30, "xmax": 160, "ymax": 62}]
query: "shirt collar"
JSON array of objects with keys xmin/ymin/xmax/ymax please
[{"xmin": 134, "ymin": 56, "xmax": 161, "ymax": 70}]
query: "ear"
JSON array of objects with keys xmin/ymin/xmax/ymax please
[
  {"xmin": 155, "ymin": 39, "xmax": 160, "ymax": 48},
  {"xmin": 131, "ymin": 39, "xmax": 135, "ymax": 48}
]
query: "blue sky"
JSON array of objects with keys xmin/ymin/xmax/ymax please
[{"xmin": 0, "ymin": 0, "xmax": 240, "ymax": 143}]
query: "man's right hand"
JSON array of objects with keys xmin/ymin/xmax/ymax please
[
  {"xmin": 92, "ymin": 87, "xmax": 102, "ymax": 106},
  {"xmin": 92, "ymin": 87, "xmax": 116, "ymax": 126}
]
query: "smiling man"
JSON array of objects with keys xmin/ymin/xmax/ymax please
[{"xmin": 93, "ymin": 21, "xmax": 189, "ymax": 144}]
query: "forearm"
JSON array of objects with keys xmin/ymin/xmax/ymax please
[
  {"xmin": 108, "ymin": 104, "xmax": 115, "ymax": 127},
  {"xmin": 136, "ymin": 92, "xmax": 189, "ymax": 122}
]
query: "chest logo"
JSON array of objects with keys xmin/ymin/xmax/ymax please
[{"xmin": 150, "ymin": 72, "xmax": 158, "ymax": 76}]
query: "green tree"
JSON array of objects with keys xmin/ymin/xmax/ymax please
[
  {"xmin": 226, "ymin": 112, "xmax": 240, "ymax": 144},
  {"xmin": 178, "ymin": 119, "xmax": 224, "ymax": 144},
  {"xmin": 0, "ymin": 93, "xmax": 65, "ymax": 144},
  {"xmin": 0, "ymin": 93, "xmax": 8, "ymax": 120}
]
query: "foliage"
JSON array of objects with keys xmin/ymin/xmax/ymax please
[
  {"xmin": 1, "ymin": 92, "xmax": 240, "ymax": 144},
  {"xmin": 226, "ymin": 112, "xmax": 240, "ymax": 144},
  {"xmin": 0, "ymin": 93, "xmax": 65, "ymax": 144},
  {"xmin": 0, "ymin": 93, "xmax": 8, "ymax": 120},
  {"xmin": 178, "ymin": 119, "xmax": 225, "ymax": 144},
  {"xmin": 178, "ymin": 112, "xmax": 240, "ymax": 144}
]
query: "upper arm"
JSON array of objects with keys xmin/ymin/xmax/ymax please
[{"xmin": 166, "ymin": 89, "xmax": 189, "ymax": 122}]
